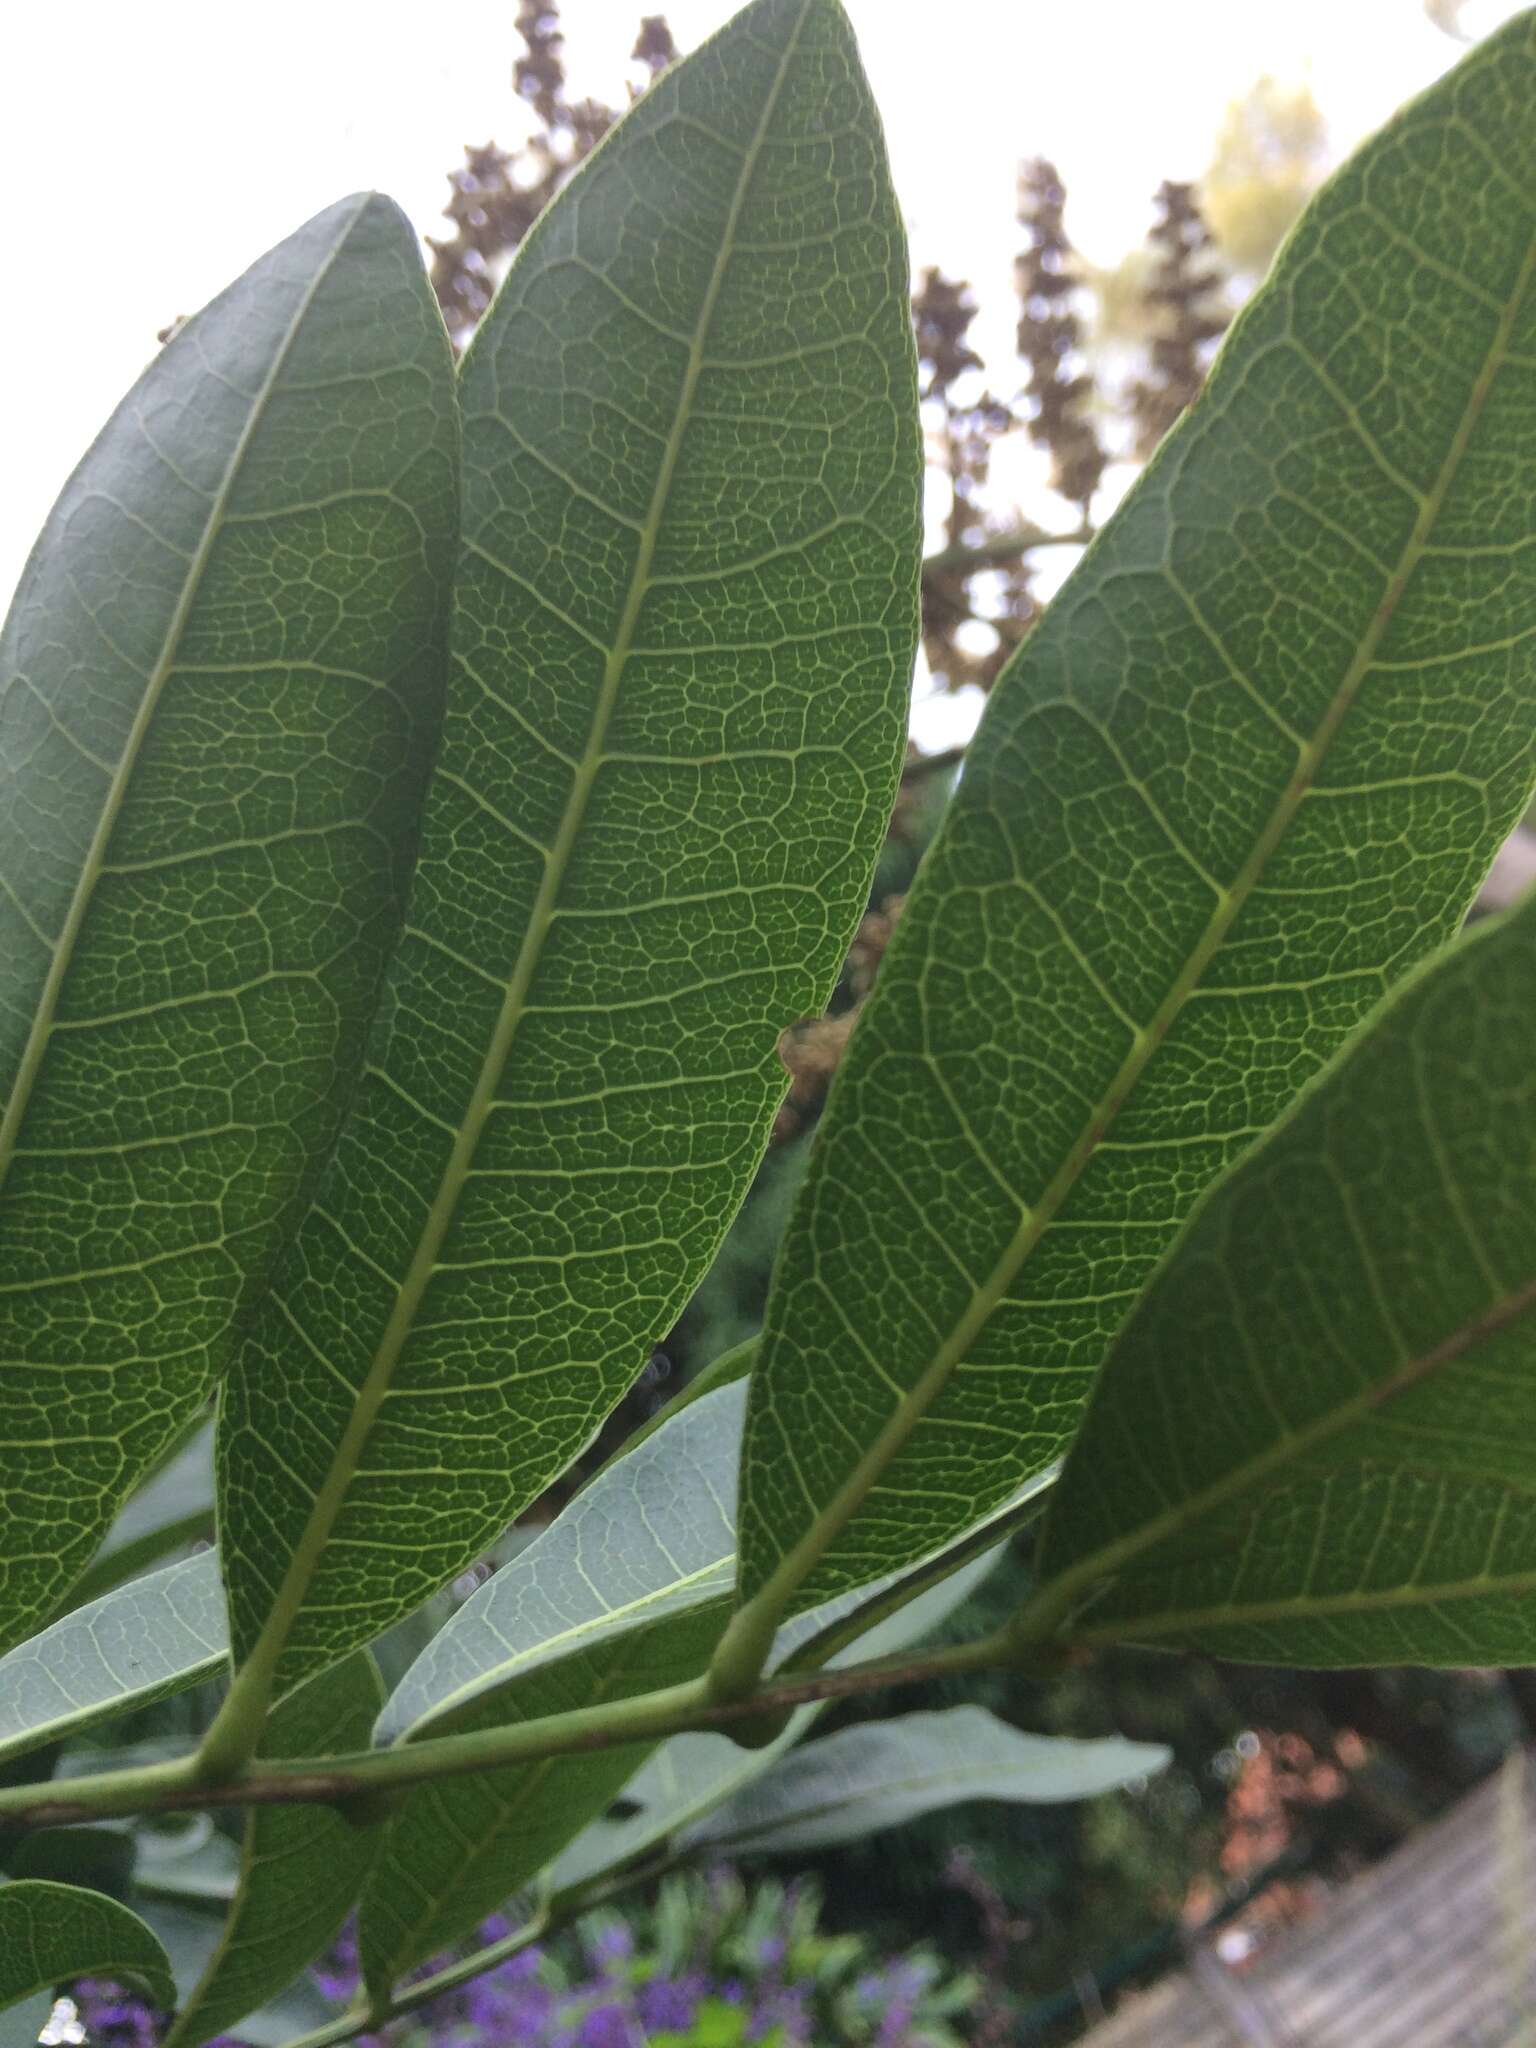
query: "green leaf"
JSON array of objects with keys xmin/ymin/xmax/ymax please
[
  {"xmin": 0, "ymin": 193, "xmax": 459, "ymax": 1649},
  {"xmin": 584, "ymin": 1336, "xmax": 758, "ymax": 1486},
  {"xmin": 377, "ymin": 1381, "xmax": 747, "ymax": 1749},
  {"xmin": 162, "ymin": 1653, "xmax": 383, "ymax": 2048},
  {"xmin": 216, "ymin": 0, "xmax": 921, "ymax": 1698},
  {"xmin": 542, "ymin": 1546, "xmax": 1008, "ymax": 1901},
  {"xmin": 732, "ymin": 11, "xmax": 1536, "ymax": 1627},
  {"xmin": 357, "ymin": 1381, "xmax": 1004, "ymax": 1993},
  {"xmin": 67, "ymin": 1426, "xmax": 215, "ymax": 1610},
  {"xmin": 0, "ymin": 1880, "xmax": 174, "ymax": 2015},
  {"xmin": 0, "ymin": 1555, "xmax": 225, "ymax": 1770},
  {"xmin": 358, "ymin": 1381, "xmax": 747, "ymax": 1992},
  {"xmin": 685, "ymin": 1707, "xmax": 1168, "ymax": 1857},
  {"xmin": 1032, "ymin": 886, "xmax": 1536, "ymax": 1665},
  {"xmin": 124, "ymin": 1901, "xmax": 338, "ymax": 2048}
]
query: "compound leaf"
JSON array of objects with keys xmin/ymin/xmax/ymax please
[
  {"xmin": 734, "ymin": 11, "xmax": 1536, "ymax": 1623},
  {"xmin": 1033, "ymin": 886, "xmax": 1536, "ymax": 1665},
  {"xmin": 0, "ymin": 194, "xmax": 458, "ymax": 1647}
]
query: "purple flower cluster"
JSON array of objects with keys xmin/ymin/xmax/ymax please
[{"xmin": 63, "ymin": 1866, "xmax": 974, "ymax": 2048}]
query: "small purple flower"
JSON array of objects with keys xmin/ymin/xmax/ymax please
[
  {"xmin": 575, "ymin": 2000, "xmax": 638, "ymax": 2048},
  {"xmin": 635, "ymin": 1974, "xmax": 700, "ymax": 2030},
  {"xmin": 589, "ymin": 1922, "xmax": 633, "ymax": 1970}
]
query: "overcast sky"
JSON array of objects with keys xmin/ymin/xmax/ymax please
[{"xmin": 3, "ymin": 0, "xmax": 1521, "ymax": 650}]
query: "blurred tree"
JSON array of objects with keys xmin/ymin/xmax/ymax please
[
  {"xmin": 1128, "ymin": 180, "xmax": 1231, "ymax": 456},
  {"xmin": 1201, "ymin": 75, "xmax": 1330, "ymax": 277}
]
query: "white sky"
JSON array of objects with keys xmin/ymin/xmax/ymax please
[{"xmin": 2, "ymin": 0, "xmax": 1522, "ymax": 720}]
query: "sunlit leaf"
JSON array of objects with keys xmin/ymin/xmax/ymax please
[
  {"xmin": 734, "ymin": 11, "xmax": 1536, "ymax": 1626},
  {"xmin": 1033, "ymin": 886, "xmax": 1536, "ymax": 1664},
  {"xmin": 217, "ymin": 0, "xmax": 921, "ymax": 1697},
  {"xmin": 162, "ymin": 1655, "xmax": 382, "ymax": 2047},
  {"xmin": 0, "ymin": 195, "xmax": 458, "ymax": 1647}
]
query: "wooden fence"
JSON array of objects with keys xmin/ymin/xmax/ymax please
[{"xmin": 1080, "ymin": 1753, "xmax": 1536, "ymax": 2046}]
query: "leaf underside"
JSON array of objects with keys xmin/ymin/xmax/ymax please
[
  {"xmin": 0, "ymin": 1880, "xmax": 175, "ymax": 2018},
  {"xmin": 737, "ymin": 12, "xmax": 1536, "ymax": 1615},
  {"xmin": 162, "ymin": 1654, "xmax": 384, "ymax": 2048},
  {"xmin": 0, "ymin": 194, "xmax": 458, "ymax": 1647},
  {"xmin": 0, "ymin": 1553, "xmax": 225, "ymax": 1770},
  {"xmin": 687, "ymin": 1706, "xmax": 1169, "ymax": 1856},
  {"xmin": 1036, "ymin": 885, "xmax": 1536, "ymax": 1666},
  {"xmin": 358, "ymin": 1383, "xmax": 746, "ymax": 1991},
  {"xmin": 215, "ymin": 0, "xmax": 921, "ymax": 1697},
  {"xmin": 357, "ymin": 1381, "xmax": 1007, "ymax": 1994}
]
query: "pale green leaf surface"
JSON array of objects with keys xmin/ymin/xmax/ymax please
[
  {"xmin": 0, "ymin": 194, "xmax": 458, "ymax": 1648},
  {"xmin": 0, "ymin": 1555, "xmax": 225, "ymax": 1769},
  {"xmin": 377, "ymin": 1380, "xmax": 747, "ymax": 1746},
  {"xmin": 162, "ymin": 1653, "xmax": 383, "ymax": 2048},
  {"xmin": 542, "ymin": 1545, "xmax": 1007, "ymax": 1899},
  {"xmin": 584, "ymin": 1336, "xmax": 757, "ymax": 1485},
  {"xmin": 357, "ymin": 1385, "xmax": 1003, "ymax": 1991},
  {"xmin": 217, "ymin": 0, "xmax": 921, "ymax": 1694},
  {"xmin": 1035, "ymin": 886, "xmax": 1536, "ymax": 1664},
  {"xmin": 68, "ymin": 1426, "xmax": 216, "ymax": 1609},
  {"xmin": 686, "ymin": 1707, "xmax": 1168, "ymax": 1856},
  {"xmin": 0, "ymin": 1881, "xmax": 174, "ymax": 2016},
  {"xmin": 358, "ymin": 1382, "xmax": 746, "ymax": 1991},
  {"xmin": 736, "ymin": 11, "xmax": 1536, "ymax": 1618}
]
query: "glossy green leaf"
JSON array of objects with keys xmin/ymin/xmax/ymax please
[
  {"xmin": 734, "ymin": 11, "xmax": 1536, "ymax": 1624},
  {"xmin": 1033, "ymin": 887, "xmax": 1536, "ymax": 1665},
  {"xmin": 686, "ymin": 1707, "xmax": 1168, "ymax": 1857},
  {"xmin": 0, "ymin": 1880, "xmax": 174, "ymax": 2015},
  {"xmin": 0, "ymin": 1556, "xmax": 225, "ymax": 1770},
  {"xmin": 0, "ymin": 194, "xmax": 459, "ymax": 1649},
  {"xmin": 217, "ymin": 0, "xmax": 921, "ymax": 1696},
  {"xmin": 358, "ymin": 1382, "xmax": 747, "ymax": 1992},
  {"xmin": 162, "ymin": 1654, "xmax": 383, "ymax": 2048}
]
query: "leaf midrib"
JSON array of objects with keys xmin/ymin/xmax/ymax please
[
  {"xmin": 0, "ymin": 198, "xmax": 367, "ymax": 1203},
  {"xmin": 1043, "ymin": 1270, "xmax": 1536, "ymax": 1645},
  {"xmin": 237, "ymin": 5, "xmax": 811, "ymax": 1692},
  {"xmin": 743, "ymin": 224, "xmax": 1536, "ymax": 1619}
]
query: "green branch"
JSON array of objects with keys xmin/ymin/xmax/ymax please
[{"xmin": 0, "ymin": 1632, "xmax": 1018, "ymax": 1833}]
